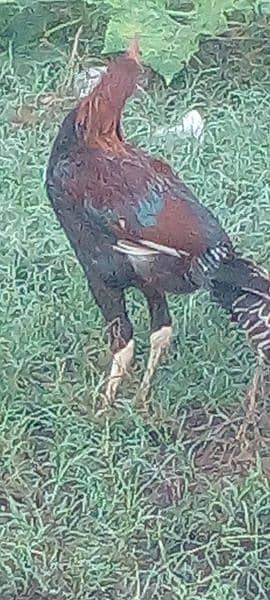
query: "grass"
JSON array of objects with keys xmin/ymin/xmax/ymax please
[{"xmin": 1, "ymin": 35, "xmax": 270, "ymax": 600}]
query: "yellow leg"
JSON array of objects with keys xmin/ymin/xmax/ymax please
[
  {"xmin": 137, "ymin": 326, "xmax": 172, "ymax": 404},
  {"xmin": 103, "ymin": 339, "xmax": 135, "ymax": 407}
]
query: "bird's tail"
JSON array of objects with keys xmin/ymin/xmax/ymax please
[{"xmin": 211, "ymin": 257, "xmax": 270, "ymax": 364}]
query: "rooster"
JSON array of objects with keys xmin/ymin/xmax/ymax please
[{"xmin": 46, "ymin": 39, "xmax": 270, "ymax": 415}]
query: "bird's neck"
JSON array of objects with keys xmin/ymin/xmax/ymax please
[{"xmin": 76, "ymin": 96, "xmax": 129, "ymax": 153}]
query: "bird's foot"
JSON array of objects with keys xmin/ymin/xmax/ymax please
[
  {"xmin": 134, "ymin": 384, "xmax": 152, "ymax": 415},
  {"xmin": 95, "ymin": 340, "xmax": 135, "ymax": 415},
  {"xmin": 135, "ymin": 326, "xmax": 172, "ymax": 414},
  {"xmin": 95, "ymin": 394, "xmax": 130, "ymax": 417},
  {"xmin": 94, "ymin": 391, "xmax": 113, "ymax": 417}
]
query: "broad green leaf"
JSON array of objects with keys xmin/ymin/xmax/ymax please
[
  {"xmin": 105, "ymin": 0, "xmax": 165, "ymax": 7},
  {"xmin": 103, "ymin": 0, "xmax": 256, "ymax": 84},
  {"xmin": 194, "ymin": 0, "xmax": 234, "ymax": 33},
  {"xmin": 103, "ymin": 1, "xmax": 194, "ymax": 84},
  {"xmin": 259, "ymin": 0, "xmax": 270, "ymax": 13}
]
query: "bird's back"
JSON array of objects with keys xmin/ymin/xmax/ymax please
[
  {"xmin": 46, "ymin": 104, "xmax": 233, "ymax": 295},
  {"xmin": 45, "ymin": 39, "xmax": 270, "ymax": 381}
]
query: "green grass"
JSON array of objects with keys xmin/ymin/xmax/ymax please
[{"xmin": 1, "ymin": 44, "xmax": 270, "ymax": 599}]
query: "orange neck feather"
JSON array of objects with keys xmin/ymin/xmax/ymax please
[{"xmin": 75, "ymin": 54, "xmax": 141, "ymax": 153}]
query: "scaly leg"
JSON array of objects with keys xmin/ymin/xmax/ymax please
[
  {"xmin": 139, "ymin": 325, "xmax": 172, "ymax": 401},
  {"xmin": 137, "ymin": 288, "xmax": 172, "ymax": 405},
  {"xmin": 104, "ymin": 335, "xmax": 134, "ymax": 406},
  {"xmin": 88, "ymin": 281, "xmax": 134, "ymax": 409}
]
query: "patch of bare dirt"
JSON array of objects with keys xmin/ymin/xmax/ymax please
[{"xmin": 183, "ymin": 367, "xmax": 270, "ymax": 482}]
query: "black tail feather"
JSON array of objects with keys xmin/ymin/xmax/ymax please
[{"xmin": 211, "ymin": 257, "xmax": 270, "ymax": 364}]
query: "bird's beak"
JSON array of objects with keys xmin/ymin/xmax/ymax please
[{"xmin": 126, "ymin": 36, "xmax": 140, "ymax": 65}]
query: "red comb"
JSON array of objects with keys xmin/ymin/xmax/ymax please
[{"xmin": 126, "ymin": 36, "xmax": 140, "ymax": 63}]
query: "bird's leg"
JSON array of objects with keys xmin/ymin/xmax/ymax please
[
  {"xmin": 139, "ymin": 326, "xmax": 172, "ymax": 400},
  {"xmin": 104, "ymin": 318, "xmax": 134, "ymax": 406},
  {"xmin": 88, "ymin": 282, "xmax": 134, "ymax": 410},
  {"xmin": 246, "ymin": 362, "xmax": 264, "ymax": 416},
  {"xmin": 137, "ymin": 289, "xmax": 172, "ymax": 406},
  {"xmin": 237, "ymin": 358, "xmax": 265, "ymax": 441}
]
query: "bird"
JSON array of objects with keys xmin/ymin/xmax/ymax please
[{"xmin": 46, "ymin": 38, "xmax": 270, "ymax": 418}]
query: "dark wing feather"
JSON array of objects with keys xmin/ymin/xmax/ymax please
[{"xmin": 46, "ymin": 110, "xmax": 230, "ymax": 272}]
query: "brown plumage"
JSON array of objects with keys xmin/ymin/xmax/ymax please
[{"xmin": 46, "ymin": 39, "xmax": 270, "ymax": 414}]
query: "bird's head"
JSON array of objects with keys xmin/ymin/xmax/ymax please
[{"xmin": 75, "ymin": 37, "xmax": 143, "ymax": 151}]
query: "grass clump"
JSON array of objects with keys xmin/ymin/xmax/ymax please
[{"xmin": 0, "ymin": 30, "xmax": 270, "ymax": 600}]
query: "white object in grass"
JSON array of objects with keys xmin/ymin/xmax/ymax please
[
  {"xmin": 155, "ymin": 109, "xmax": 204, "ymax": 141},
  {"xmin": 74, "ymin": 66, "xmax": 107, "ymax": 98}
]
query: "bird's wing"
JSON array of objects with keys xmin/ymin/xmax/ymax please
[
  {"xmin": 109, "ymin": 177, "xmax": 230, "ymax": 261},
  {"xmin": 47, "ymin": 141, "xmax": 231, "ymax": 272}
]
